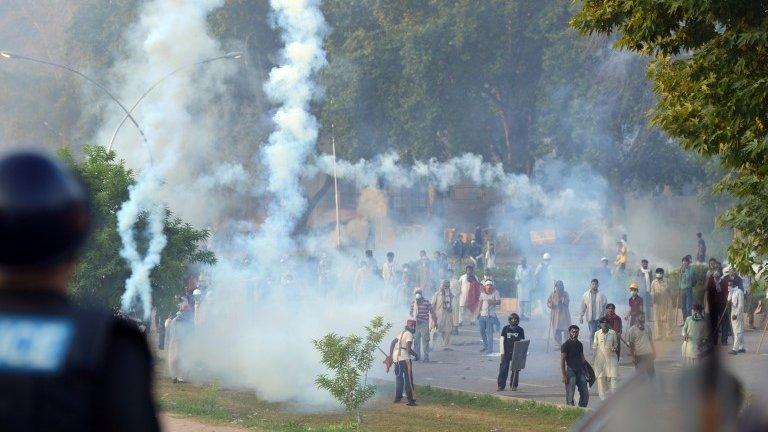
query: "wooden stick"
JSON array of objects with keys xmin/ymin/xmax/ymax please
[
  {"xmin": 404, "ymin": 359, "xmax": 417, "ymax": 398},
  {"xmin": 546, "ymin": 308, "xmax": 554, "ymax": 353}
]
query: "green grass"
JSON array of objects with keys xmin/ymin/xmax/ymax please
[{"xmin": 157, "ymin": 379, "xmax": 583, "ymax": 431}]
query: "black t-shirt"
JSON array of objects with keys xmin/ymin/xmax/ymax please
[
  {"xmin": 501, "ymin": 324, "xmax": 525, "ymax": 354},
  {"xmin": 561, "ymin": 339, "xmax": 584, "ymax": 370}
]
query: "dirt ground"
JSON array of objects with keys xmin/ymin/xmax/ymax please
[{"xmin": 160, "ymin": 413, "xmax": 250, "ymax": 432}]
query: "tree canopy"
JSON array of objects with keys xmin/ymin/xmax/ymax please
[
  {"xmin": 61, "ymin": 145, "xmax": 215, "ymax": 318},
  {"xmin": 572, "ymin": 0, "xmax": 768, "ymax": 273}
]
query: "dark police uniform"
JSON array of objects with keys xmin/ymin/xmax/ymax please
[{"xmin": 0, "ymin": 151, "xmax": 159, "ymax": 431}]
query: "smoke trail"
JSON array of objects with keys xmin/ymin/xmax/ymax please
[
  {"xmin": 117, "ymin": 169, "xmax": 166, "ymax": 317},
  {"xmin": 110, "ymin": 0, "xmax": 230, "ymax": 318},
  {"xmin": 313, "ymin": 152, "xmax": 601, "ymax": 221},
  {"xmin": 256, "ymin": 0, "xmax": 328, "ymax": 255}
]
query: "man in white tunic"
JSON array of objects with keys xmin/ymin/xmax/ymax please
[
  {"xmin": 431, "ymin": 280, "xmax": 455, "ymax": 349},
  {"xmin": 727, "ymin": 278, "xmax": 746, "ymax": 355},
  {"xmin": 515, "ymin": 257, "xmax": 532, "ymax": 320},
  {"xmin": 593, "ymin": 317, "xmax": 619, "ymax": 400}
]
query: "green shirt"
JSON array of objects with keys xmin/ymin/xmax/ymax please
[{"xmin": 679, "ymin": 266, "xmax": 694, "ymax": 290}]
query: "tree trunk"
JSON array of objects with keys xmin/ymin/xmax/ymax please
[{"xmin": 291, "ymin": 174, "xmax": 334, "ymax": 236}]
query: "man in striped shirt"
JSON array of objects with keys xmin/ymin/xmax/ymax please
[{"xmin": 410, "ymin": 287, "xmax": 437, "ymax": 362}]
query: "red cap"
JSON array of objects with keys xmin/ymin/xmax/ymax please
[{"xmin": 406, "ymin": 319, "xmax": 417, "ymax": 327}]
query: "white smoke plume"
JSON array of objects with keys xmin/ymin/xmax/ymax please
[
  {"xmin": 256, "ymin": 0, "xmax": 328, "ymax": 254},
  {"xmin": 106, "ymin": 0, "xmax": 231, "ymax": 318},
  {"xmin": 117, "ymin": 169, "xmax": 166, "ymax": 317},
  {"xmin": 314, "ymin": 152, "xmax": 602, "ymax": 222}
]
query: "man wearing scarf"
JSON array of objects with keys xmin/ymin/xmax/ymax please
[
  {"xmin": 627, "ymin": 313, "xmax": 656, "ymax": 379},
  {"xmin": 459, "ymin": 265, "xmax": 480, "ymax": 326},
  {"xmin": 547, "ymin": 280, "xmax": 571, "ymax": 345},
  {"xmin": 431, "ymin": 280, "xmax": 454, "ymax": 349}
]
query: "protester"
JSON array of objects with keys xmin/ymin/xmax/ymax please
[
  {"xmin": 561, "ymin": 325, "xmax": 589, "ymax": 407},
  {"xmin": 431, "ymin": 280, "xmax": 454, "ymax": 349},
  {"xmin": 593, "ymin": 257, "xmax": 612, "ymax": 294},
  {"xmin": 166, "ymin": 305, "xmax": 193, "ymax": 383},
  {"xmin": 449, "ymin": 269, "xmax": 461, "ymax": 335},
  {"xmin": 382, "ymin": 252, "xmax": 396, "ymax": 285},
  {"xmin": 478, "ymin": 280, "xmax": 501, "ymax": 353},
  {"xmin": 0, "ymin": 152, "xmax": 159, "ymax": 430},
  {"xmin": 727, "ymin": 278, "xmax": 746, "ymax": 355},
  {"xmin": 705, "ymin": 268, "xmax": 729, "ymax": 346},
  {"xmin": 679, "ymin": 255, "xmax": 695, "ymax": 321},
  {"xmin": 626, "ymin": 283, "xmax": 644, "ymax": 327},
  {"xmin": 409, "ymin": 287, "xmax": 436, "ymax": 362},
  {"xmin": 696, "ymin": 232, "xmax": 707, "ymax": 264},
  {"xmin": 593, "ymin": 317, "xmax": 619, "ymax": 400},
  {"xmin": 485, "ymin": 243, "xmax": 497, "ymax": 270},
  {"xmin": 706, "ymin": 257, "xmax": 722, "ymax": 280},
  {"xmin": 391, "ymin": 319, "xmax": 418, "ymax": 406},
  {"xmin": 498, "ymin": 313, "xmax": 525, "ymax": 391},
  {"xmin": 353, "ymin": 260, "xmax": 369, "ymax": 296},
  {"xmin": 682, "ymin": 304, "xmax": 710, "ymax": 366},
  {"xmin": 417, "ymin": 250, "xmax": 432, "ymax": 295},
  {"xmin": 650, "ymin": 268, "xmax": 673, "ymax": 340},
  {"xmin": 547, "ymin": 280, "xmax": 572, "ymax": 345},
  {"xmin": 365, "ymin": 249, "xmax": 379, "ymax": 273},
  {"xmin": 615, "ymin": 239, "xmax": 628, "ymax": 273},
  {"xmin": 382, "ymin": 251, "xmax": 397, "ymax": 303},
  {"xmin": 534, "ymin": 253, "xmax": 552, "ymax": 313},
  {"xmin": 580, "ymin": 279, "xmax": 607, "ymax": 349},
  {"xmin": 604, "ymin": 303, "xmax": 623, "ymax": 361},
  {"xmin": 627, "ymin": 313, "xmax": 655, "ymax": 379},
  {"xmin": 399, "ymin": 264, "xmax": 413, "ymax": 308},
  {"xmin": 451, "ymin": 236, "xmax": 463, "ymax": 260},
  {"xmin": 635, "ymin": 259, "xmax": 653, "ymax": 318},
  {"xmin": 459, "ymin": 265, "xmax": 481, "ymax": 326},
  {"xmin": 515, "ymin": 257, "xmax": 532, "ymax": 320},
  {"xmin": 468, "ymin": 240, "xmax": 483, "ymax": 269},
  {"xmin": 429, "ymin": 251, "xmax": 443, "ymax": 288},
  {"xmin": 474, "ymin": 224, "xmax": 484, "ymax": 248}
]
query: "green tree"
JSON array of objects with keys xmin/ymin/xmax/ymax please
[
  {"xmin": 61, "ymin": 145, "xmax": 215, "ymax": 319},
  {"xmin": 314, "ymin": 316, "xmax": 392, "ymax": 425},
  {"xmin": 572, "ymin": 1, "xmax": 768, "ymax": 274}
]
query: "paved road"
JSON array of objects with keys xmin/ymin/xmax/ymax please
[{"xmin": 410, "ymin": 315, "xmax": 768, "ymax": 407}]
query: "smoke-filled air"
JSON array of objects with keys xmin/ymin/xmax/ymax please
[{"xmin": 2, "ymin": 0, "xmax": 766, "ymax": 430}]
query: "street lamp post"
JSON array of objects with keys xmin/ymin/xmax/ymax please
[
  {"xmin": 0, "ymin": 50, "xmax": 149, "ymax": 145},
  {"xmin": 107, "ymin": 52, "xmax": 242, "ymax": 151}
]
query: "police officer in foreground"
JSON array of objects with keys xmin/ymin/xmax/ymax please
[{"xmin": 0, "ymin": 151, "xmax": 159, "ymax": 431}]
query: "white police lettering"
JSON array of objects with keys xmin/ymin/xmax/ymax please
[{"xmin": 0, "ymin": 315, "xmax": 74, "ymax": 373}]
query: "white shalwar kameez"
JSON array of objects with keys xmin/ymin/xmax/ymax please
[
  {"xmin": 728, "ymin": 286, "xmax": 745, "ymax": 352},
  {"xmin": 593, "ymin": 328, "xmax": 619, "ymax": 400}
]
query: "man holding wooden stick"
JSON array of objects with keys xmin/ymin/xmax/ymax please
[{"xmin": 390, "ymin": 319, "xmax": 418, "ymax": 406}]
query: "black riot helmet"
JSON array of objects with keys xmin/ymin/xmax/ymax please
[{"xmin": 0, "ymin": 151, "xmax": 90, "ymax": 268}]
